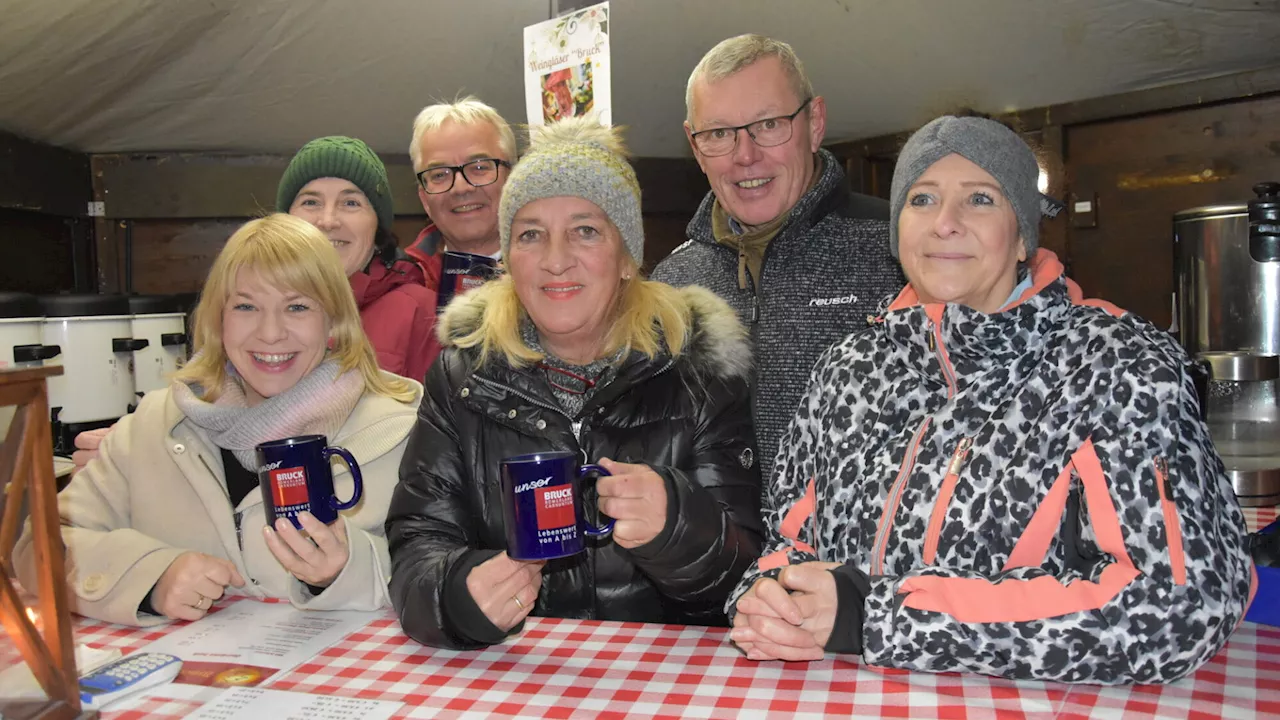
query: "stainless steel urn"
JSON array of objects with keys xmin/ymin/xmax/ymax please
[{"xmin": 1173, "ymin": 182, "xmax": 1280, "ymax": 506}]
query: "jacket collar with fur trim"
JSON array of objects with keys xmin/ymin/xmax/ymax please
[{"xmin": 437, "ymin": 280, "xmax": 752, "ymax": 383}]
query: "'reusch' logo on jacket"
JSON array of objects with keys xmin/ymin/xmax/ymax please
[{"xmin": 808, "ymin": 293, "xmax": 858, "ymax": 307}]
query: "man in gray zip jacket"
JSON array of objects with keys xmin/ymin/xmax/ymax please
[{"xmin": 652, "ymin": 34, "xmax": 903, "ymax": 492}]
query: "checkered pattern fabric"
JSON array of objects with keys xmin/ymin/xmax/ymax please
[
  {"xmin": 5, "ymin": 508, "xmax": 1275, "ymax": 719},
  {"xmin": 111, "ymin": 695, "xmax": 205, "ymax": 719},
  {"xmin": 1255, "ymin": 506, "xmax": 1278, "ymax": 531}
]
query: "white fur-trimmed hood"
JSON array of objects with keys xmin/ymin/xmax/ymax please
[{"xmin": 438, "ymin": 280, "xmax": 751, "ymax": 380}]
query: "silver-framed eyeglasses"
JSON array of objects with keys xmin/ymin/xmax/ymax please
[
  {"xmin": 416, "ymin": 158, "xmax": 512, "ymax": 194},
  {"xmin": 689, "ymin": 98, "xmax": 814, "ymax": 157}
]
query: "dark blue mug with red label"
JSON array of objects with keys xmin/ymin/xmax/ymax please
[
  {"xmin": 436, "ymin": 251, "xmax": 501, "ymax": 315},
  {"xmin": 255, "ymin": 435, "xmax": 363, "ymax": 529},
  {"xmin": 500, "ymin": 451, "xmax": 615, "ymax": 561}
]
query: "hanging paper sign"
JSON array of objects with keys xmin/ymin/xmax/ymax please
[{"xmin": 523, "ymin": 2, "xmax": 611, "ymax": 127}]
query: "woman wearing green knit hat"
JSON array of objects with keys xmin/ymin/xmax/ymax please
[{"xmin": 278, "ymin": 136, "xmax": 440, "ymax": 382}]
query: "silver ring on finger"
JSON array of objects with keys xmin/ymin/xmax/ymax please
[{"xmin": 512, "ymin": 594, "xmax": 524, "ymax": 610}]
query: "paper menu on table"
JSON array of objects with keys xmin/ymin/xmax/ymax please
[
  {"xmin": 138, "ymin": 600, "xmax": 375, "ymax": 688},
  {"xmin": 183, "ymin": 687, "xmax": 401, "ymax": 720}
]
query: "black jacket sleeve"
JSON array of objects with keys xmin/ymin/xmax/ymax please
[
  {"xmin": 626, "ymin": 373, "xmax": 764, "ymax": 622},
  {"xmin": 386, "ymin": 352, "xmax": 494, "ymax": 649},
  {"xmin": 824, "ymin": 563, "xmax": 872, "ymax": 655}
]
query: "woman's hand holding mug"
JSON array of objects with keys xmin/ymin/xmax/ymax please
[
  {"xmin": 263, "ymin": 512, "xmax": 350, "ymax": 587},
  {"xmin": 254, "ymin": 434, "xmax": 364, "ymax": 588},
  {"xmin": 595, "ymin": 458, "xmax": 668, "ymax": 548},
  {"xmin": 466, "ymin": 552, "xmax": 545, "ymax": 631}
]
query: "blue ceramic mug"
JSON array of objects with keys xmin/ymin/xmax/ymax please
[
  {"xmin": 500, "ymin": 451, "xmax": 615, "ymax": 561},
  {"xmin": 255, "ymin": 435, "xmax": 363, "ymax": 529},
  {"xmin": 436, "ymin": 251, "xmax": 501, "ymax": 315}
]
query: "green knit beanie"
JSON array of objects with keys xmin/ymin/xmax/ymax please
[{"xmin": 276, "ymin": 136, "xmax": 394, "ymax": 233}]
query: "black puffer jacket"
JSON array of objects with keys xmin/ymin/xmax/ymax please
[{"xmin": 387, "ymin": 281, "xmax": 763, "ymax": 649}]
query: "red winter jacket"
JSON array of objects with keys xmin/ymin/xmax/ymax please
[
  {"xmin": 406, "ymin": 225, "xmax": 444, "ymax": 292},
  {"xmin": 349, "ymin": 257, "xmax": 440, "ymax": 382}
]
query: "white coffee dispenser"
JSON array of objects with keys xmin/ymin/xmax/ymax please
[
  {"xmin": 39, "ymin": 294, "xmax": 149, "ymax": 454},
  {"xmin": 128, "ymin": 294, "xmax": 191, "ymax": 398},
  {"xmin": 0, "ymin": 292, "xmax": 60, "ymax": 369}
]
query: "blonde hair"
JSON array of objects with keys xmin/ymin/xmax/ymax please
[
  {"xmin": 450, "ymin": 270, "xmax": 693, "ymax": 370},
  {"xmin": 409, "ymin": 96, "xmax": 518, "ymax": 171},
  {"xmin": 175, "ymin": 213, "xmax": 415, "ymax": 403},
  {"xmin": 686, "ymin": 34, "xmax": 814, "ymax": 124}
]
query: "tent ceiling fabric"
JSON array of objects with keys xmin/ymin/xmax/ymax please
[{"xmin": 2, "ymin": 0, "xmax": 1278, "ymax": 158}]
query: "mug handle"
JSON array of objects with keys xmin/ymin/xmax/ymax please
[
  {"xmin": 578, "ymin": 464, "xmax": 615, "ymax": 537},
  {"xmin": 322, "ymin": 446, "xmax": 364, "ymax": 512}
]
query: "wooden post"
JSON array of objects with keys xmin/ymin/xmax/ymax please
[{"xmin": 0, "ymin": 366, "xmax": 82, "ymax": 719}]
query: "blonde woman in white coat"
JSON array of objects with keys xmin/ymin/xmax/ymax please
[{"xmin": 15, "ymin": 214, "xmax": 421, "ymax": 626}]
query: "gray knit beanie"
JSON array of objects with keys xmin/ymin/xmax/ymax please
[
  {"xmin": 889, "ymin": 116, "xmax": 1040, "ymax": 258},
  {"xmin": 498, "ymin": 117, "xmax": 643, "ymax": 265}
]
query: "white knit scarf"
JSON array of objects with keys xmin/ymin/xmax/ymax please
[{"xmin": 170, "ymin": 360, "xmax": 364, "ymax": 471}]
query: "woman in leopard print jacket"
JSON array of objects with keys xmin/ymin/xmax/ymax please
[{"xmin": 727, "ymin": 115, "xmax": 1256, "ymax": 684}]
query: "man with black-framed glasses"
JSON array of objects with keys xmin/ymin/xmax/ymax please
[
  {"xmin": 405, "ymin": 97, "xmax": 518, "ymax": 291},
  {"xmin": 652, "ymin": 34, "xmax": 903, "ymax": 507}
]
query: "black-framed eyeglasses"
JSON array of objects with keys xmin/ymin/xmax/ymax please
[
  {"xmin": 689, "ymin": 98, "xmax": 813, "ymax": 157},
  {"xmin": 416, "ymin": 158, "xmax": 511, "ymax": 194}
]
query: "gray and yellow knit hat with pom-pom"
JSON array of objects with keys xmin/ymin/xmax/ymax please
[{"xmin": 498, "ymin": 117, "xmax": 643, "ymax": 264}]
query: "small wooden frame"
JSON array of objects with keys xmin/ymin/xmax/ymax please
[{"xmin": 0, "ymin": 366, "xmax": 83, "ymax": 719}]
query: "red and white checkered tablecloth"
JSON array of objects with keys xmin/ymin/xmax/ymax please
[
  {"xmin": 8, "ymin": 507, "xmax": 1279, "ymax": 720},
  {"xmin": 82, "ymin": 608, "xmax": 1280, "ymax": 720},
  {"xmin": 1253, "ymin": 505, "xmax": 1278, "ymax": 532}
]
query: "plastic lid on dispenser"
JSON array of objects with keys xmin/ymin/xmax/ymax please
[
  {"xmin": 127, "ymin": 294, "xmax": 189, "ymax": 315},
  {"xmin": 39, "ymin": 294, "xmax": 132, "ymax": 318},
  {"xmin": 0, "ymin": 292, "xmax": 43, "ymax": 319}
]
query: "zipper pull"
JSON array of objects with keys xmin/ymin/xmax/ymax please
[
  {"xmin": 750, "ymin": 295, "xmax": 760, "ymax": 324},
  {"xmin": 1155, "ymin": 456, "xmax": 1172, "ymax": 499},
  {"xmin": 572, "ymin": 420, "xmax": 590, "ymax": 463},
  {"xmin": 948, "ymin": 437, "xmax": 973, "ymax": 475},
  {"xmin": 926, "ymin": 322, "xmax": 936, "ymax": 351}
]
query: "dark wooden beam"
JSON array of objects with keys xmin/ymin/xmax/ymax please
[
  {"xmin": 90, "ymin": 152, "xmax": 427, "ymax": 219},
  {"xmin": 88, "ymin": 152, "xmax": 706, "ymax": 220},
  {"xmin": 827, "ymin": 63, "xmax": 1280, "ymax": 159},
  {"xmin": 89, "ymin": 162, "xmax": 121, "ymax": 293},
  {"xmin": 1008, "ymin": 64, "xmax": 1280, "ymax": 132},
  {"xmin": 0, "ymin": 132, "xmax": 91, "ymax": 217}
]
